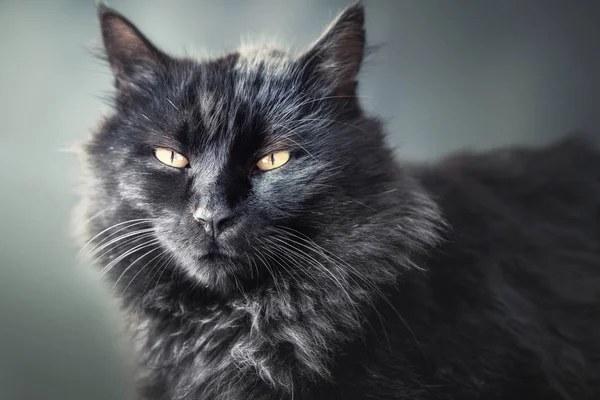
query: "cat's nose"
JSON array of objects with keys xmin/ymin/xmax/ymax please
[{"xmin": 192, "ymin": 208, "xmax": 235, "ymax": 238}]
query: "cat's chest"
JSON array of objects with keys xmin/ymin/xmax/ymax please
[
  {"xmin": 127, "ymin": 296, "xmax": 335, "ymax": 399},
  {"xmin": 129, "ymin": 306, "xmax": 255, "ymax": 395},
  {"xmin": 138, "ymin": 307, "xmax": 245, "ymax": 363}
]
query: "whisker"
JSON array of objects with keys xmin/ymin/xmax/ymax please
[
  {"xmin": 266, "ymin": 234, "xmax": 363, "ymax": 324},
  {"xmin": 154, "ymin": 254, "xmax": 176, "ymax": 291},
  {"xmin": 273, "ymin": 226, "xmax": 391, "ymax": 346},
  {"xmin": 88, "ymin": 228, "xmax": 155, "ymax": 258},
  {"xmin": 89, "ymin": 233, "xmax": 156, "ymax": 268},
  {"xmin": 79, "ymin": 218, "xmax": 153, "ymax": 255},
  {"xmin": 99, "ymin": 239, "xmax": 161, "ymax": 277},
  {"xmin": 120, "ymin": 249, "xmax": 167, "ymax": 296},
  {"xmin": 272, "ymin": 226, "xmax": 423, "ymax": 356},
  {"xmin": 141, "ymin": 251, "xmax": 171, "ymax": 296},
  {"xmin": 166, "ymin": 97, "xmax": 180, "ymax": 111},
  {"xmin": 258, "ymin": 239, "xmax": 304, "ymax": 290},
  {"xmin": 252, "ymin": 246, "xmax": 283, "ymax": 297},
  {"xmin": 114, "ymin": 245, "xmax": 162, "ymax": 290}
]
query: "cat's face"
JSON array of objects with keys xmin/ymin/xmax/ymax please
[{"xmin": 87, "ymin": 4, "xmax": 395, "ymax": 294}]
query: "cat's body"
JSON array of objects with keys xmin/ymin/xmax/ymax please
[
  {"xmin": 331, "ymin": 138, "xmax": 600, "ymax": 400},
  {"xmin": 78, "ymin": 3, "xmax": 600, "ymax": 399}
]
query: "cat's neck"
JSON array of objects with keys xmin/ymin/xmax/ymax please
[
  {"xmin": 129, "ymin": 266, "xmax": 395, "ymax": 396},
  {"xmin": 128, "ymin": 235, "xmax": 441, "ymax": 397}
]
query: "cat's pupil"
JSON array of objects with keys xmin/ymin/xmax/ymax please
[
  {"xmin": 270, "ymin": 154, "xmax": 275, "ymax": 165},
  {"xmin": 170, "ymin": 151, "xmax": 174, "ymax": 163}
]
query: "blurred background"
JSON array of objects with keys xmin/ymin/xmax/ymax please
[{"xmin": 1, "ymin": 0, "xmax": 600, "ymax": 399}]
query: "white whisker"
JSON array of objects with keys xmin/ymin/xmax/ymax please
[
  {"xmin": 79, "ymin": 218, "xmax": 153, "ymax": 255},
  {"xmin": 99, "ymin": 239, "xmax": 161, "ymax": 277},
  {"xmin": 89, "ymin": 229, "xmax": 155, "ymax": 259},
  {"xmin": 114, "ymin": 245, "xmax": 162, "ymax": 289}
]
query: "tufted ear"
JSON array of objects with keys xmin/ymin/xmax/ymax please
[
  {"xmin": 301, "ymin": 2, "xmax": 365, "ymax": 94},
  {"xmin": 98, "ymin": 5, "xmax": 170, "ymax": 89}
]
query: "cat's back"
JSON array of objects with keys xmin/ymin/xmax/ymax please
[
  {"xmin": 416, "ymin": 134, "xmax": 600, "ymax": 297},
  {"xmin": 421, "ymin": 134, "xmax": 599, "ymax": 206},
  {"xmin": 417, "ymin": 134, "xmax": 600, "ymax": 245},
  {"xmin": 411, "ymin": 134, "xmax": 600, "ymax": 398}
]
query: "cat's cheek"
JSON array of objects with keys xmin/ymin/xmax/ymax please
[
  {"xmin": 252, "ymin": 167, "xmax": 326, "ymax": 217},
  {"xmin": 115, "ymin": 168, "xmax": 185, "ymax": 214},
  {"xmin": 116, "ymin": 174, "xmax": 153, "ymax": 211}
]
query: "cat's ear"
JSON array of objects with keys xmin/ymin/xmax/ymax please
[
  {"xmin": 98, "ymin": 5, "xmax": 169, "ymax": 89},
  {"xmin": 300, "ymin": 2, "xmax": 365, "ymax": 94}
]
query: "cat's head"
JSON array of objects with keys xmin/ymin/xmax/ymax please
[{"xmin": 85, "ymin": 3, "xmax": 423, "ymax": 296}]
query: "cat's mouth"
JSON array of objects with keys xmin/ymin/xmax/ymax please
[
  {"xmin": 203, "ymin": 249, "xmax": 227, "ymax": 260},
  {"xmin": 200, "ymin": 244, "xmax": 238, "ymax": 262}
]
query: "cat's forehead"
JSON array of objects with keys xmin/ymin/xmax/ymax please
[
  {"xmin": 182, "ymin": 48, "xmax": 302, "ymax": 126},
  {"xmin": 234, "ymin": 44, "xmax": 295, "ymax": 76},
  {"xmin": 159, "ymin": 48, "xmax": 301, "ymax": 151},
  {"xmin": 196, "ymin": 45, "xmax": 300, "ymax": 103}
]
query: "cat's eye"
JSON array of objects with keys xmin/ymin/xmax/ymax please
[
  {"xmin": 257, "ymin": 151, "xmax": 291, "ymax": 171},
  {"xmin": 154, "ymin": 148, "xmax": 189, "ymax": 168}
]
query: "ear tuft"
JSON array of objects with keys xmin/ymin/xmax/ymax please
[
  {"xmin": 302, "ymin": 2, "xmax": 366, "ymax": 92},
  {"xmin": 98, "ymin": 5, "xmax": 168, "ymax": 87}
]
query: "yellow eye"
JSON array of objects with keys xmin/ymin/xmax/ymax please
[
  {"xmin": 154, "ymin": 148, "xmax": 189, "ymax": 168},
  {"xmin": 257, "ymin": 151, "xmax": 290, "ymax": 171}
]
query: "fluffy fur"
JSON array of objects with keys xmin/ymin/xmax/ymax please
[{"xmin": 76, "ymin": 3, "xmax": 600, "ymax": 399}]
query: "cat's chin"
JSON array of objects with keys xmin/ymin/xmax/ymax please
[
  {"xmin": 176, "ymin": 250, "xmax": 252, "ymax": 295},
  {"xmin": 200, "ymin": 250, "xmax": 237, "ymax": 264}
]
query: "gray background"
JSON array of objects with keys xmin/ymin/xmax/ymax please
[{"xmin": 1, "ymin": 1, "xmax": 600, "ymax": 398}]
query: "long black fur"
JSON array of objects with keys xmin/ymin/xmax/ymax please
[{"xmin": 76, "ymin": 3, "xmax": 600, "ymax": 399}]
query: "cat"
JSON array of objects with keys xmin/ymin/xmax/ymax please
[{"xmin": 76, "ymin": 2, "xmax": 600, "ymax": 399}]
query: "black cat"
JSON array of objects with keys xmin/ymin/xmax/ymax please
[{"xmin": 77, "ymin": 2, "xmax": 600, "ymax": 399}]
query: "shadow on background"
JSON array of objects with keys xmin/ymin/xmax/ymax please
[{"xmin": 0, "ymin": 252, "xmax": 133, "ymax": 400}]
